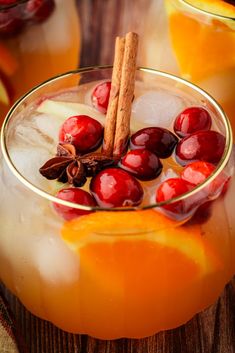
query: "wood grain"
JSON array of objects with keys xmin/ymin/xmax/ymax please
[{"xmin": 76, "ymin": 0, "xmax": 150, "ymax": 67}]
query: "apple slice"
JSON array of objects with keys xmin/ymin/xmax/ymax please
[
  {"xmin": 0, "ymin": 77, "xmax": 10, "ymax": 105},
  {"xmin": 37, "ymin": 100, "xmax": 106, "ymax": 125}
]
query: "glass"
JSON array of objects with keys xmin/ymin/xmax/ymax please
[
  {"xmin": 0, "ymin": 0, "xmax": 80, "ymax": 121},
  {"xmin": 141, "ymin": 0, "xmax": 235, "ymax": 135},
  {"xmin": 0, "ymin": 67, "xmax": 234, "ymax": 339}
]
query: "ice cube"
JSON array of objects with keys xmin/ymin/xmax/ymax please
[
  {"xmin": 33, "ymin": 234, "xmax": 80, "ymax": 284},
  {"xmin": 9, "ymin": 146, "xmax": 53, "ymax": 189},
  {"xmin": 32, "ymin": 113, "xmax": 63, "ymax": 144},
  {"xmin": 12, "ymin": 113, "xmax": 57, "ymax": 152},
  {"xmin": 132, "ymin": 90, "xmax": 185, "ymax": 128}
]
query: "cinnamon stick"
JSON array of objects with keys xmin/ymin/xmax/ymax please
[
  {"xmin": 113, "ymin": 32, "xmax": 139, "ymax": 157},
  {"xmin": 103, "ymin": 36, "xmax": 126, "ymax": 156}
]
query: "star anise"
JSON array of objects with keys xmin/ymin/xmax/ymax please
[{"xmin": 39, "ymin": 143, "xmax": 117, "ymax": 187}]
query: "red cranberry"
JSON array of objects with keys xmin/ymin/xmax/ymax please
[
  {"xmin": 24, "ymin": 0, "xmax": 55, "ymax": 23},
  {"xmin": 174, "ymin": 107, "xmax": 212, "ymax": 137},
  {"xmin": 0, "ymin": 8, "xmax": 23, "ymax": 36},
  {"xmin": 181, "ymin": 161, "xmax": 216, "ymax": 185},
  {"xmin": 59, "ymin": 115, "xmax": 104, "ymax": 154},
  {"xmin": 156, "ymin": 178, "xmax": 195, "ymax": 215},
  {"xmin": 91, "ymin": 81, "xmax": 111, "ymax": 114},
  {"xmin": 90, "ymin": 168, "xmax": 144, "ymax": 208},
  {"xmin": 119, "ymin": 149, "xmax": 162, "ymax": 181},
  {"xmin": 53, "ymin": 188, "xmax": 97, "ymax": 220},
  {"xmin": 130, "ymin": 127, "xmax": 178, "ymax": 159},
  {"xmin": 182, "ymin": 160, "xmax": 231, "ymax": 199},
  {"xmin": 175, "ymin": 130, "xmax": 225, "ymax": 166}
]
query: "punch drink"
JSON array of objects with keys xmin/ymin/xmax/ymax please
[
  {"xmin": 0, "ymin": 0, "xmax": 80, "ymax": 120},
  {"xmin": 141, "ymin": 0, "xmax": 235, "ymax": 135},
  {"xmin": 166, "ymin": 0, "xmax": 235, "ymax": 132},
  {"xmin": 0, "ymin": 66, "xmax": 234, "ymax": 339}
]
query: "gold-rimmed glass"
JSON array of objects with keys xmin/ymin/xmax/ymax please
[
  {"xmin": 0, "ymin": 67, "xmax": 234, "ymax": 339},
  {"xmin": 163, "ymin": 0, "xmax": 235, "ymax": 133}
]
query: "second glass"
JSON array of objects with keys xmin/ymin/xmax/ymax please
[
  {"xmin": 141, "ymin": 0, "xmax": 235, "ymax": 134},
  {"xmin": 0, "ymin": 0, "xmax": 80, "ymax": 121}
]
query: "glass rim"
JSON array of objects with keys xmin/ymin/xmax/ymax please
[
  {"xmin": 0, "ymin": 65, "xmax": 233, "ymax": 212},
  {"xmin": 179, "ymin": 0, "xmax": 235, "ymax": 21}
]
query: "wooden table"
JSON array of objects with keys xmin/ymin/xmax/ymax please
[{"xmin": 1, "ymin": 0, "xmax": 235, "ymax": 352}]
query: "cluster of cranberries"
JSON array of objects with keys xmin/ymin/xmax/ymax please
[
  {"xmin": 156, "ymin": 107, "xmax": 226, "ymax": 216},
  {"xmin": 53, "ymin": 81, "xmax": 227, "ymax": 221},
  {"xmin": 0, "ymin": 0, "xmax": 55, "ymax": 37}
]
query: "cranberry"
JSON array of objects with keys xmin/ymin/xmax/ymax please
[
  {"xmin": 156, "ymin": 178, "xmax": 195, "ymax": 215},
  {"xmin": 90, "ymin": 168, "xmax": 144, "ymax": 208},
  {"xmin": 91, "ymin": 81, "xmax": 111, "ymax": 114},
  {"xmin": 24, "ymin": 0, "xmax": 55, "ymax": 23},
  {"xmin": 130, "ymin": 127, "xmax": 178, "ymax": 159},
  {"xmin": 59, "ymin": 115, "xmax": 104, "ymax": 154},
  {"xmin": 182, "ymin": 160, "xmax": 231, "ymax": 200},
  {"xmin": 119, "ymin": 149, "xmax": 162, "ymax": 181},
  {"xmin": 53, "ymin": 188, "xmax": 97, "ymax": 220},
  {"xmin": 0, "ymin": 8, "xmax": 23, "ymax": 36},
  {"xmin": 175, "ymin": 130, "xmax": 225, "ymax": 166},
  {"xmin": 181, "ymin": 161, "xmax": 216, "ymax": 185},
  {"xmin": 174, "ymin": 107, "xmax": 212, "ymax": 138}
]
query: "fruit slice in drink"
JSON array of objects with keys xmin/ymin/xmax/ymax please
[
  {"xmin": 166, "ymin": 0, "xmax": 235, "ymax": 81},
  {"xmin": 60, "ymin": 210, "xmax": 221, "ymax": 338}
]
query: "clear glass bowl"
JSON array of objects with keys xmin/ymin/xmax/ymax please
[{"xmin": 0, "ymin": 67, "xmax": 234, "ymax": 339}]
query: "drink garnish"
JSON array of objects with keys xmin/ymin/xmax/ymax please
[
  {"xmin": 103, "ymin": 32, "xmax": 139, "ymax": 157},
  {"xmin": 39, "ymin": 143, "xmax": 116, "ymax": 187},
  {"xmin": 39, "ymin": 32, "xmax": 138, "ymax": 187}
]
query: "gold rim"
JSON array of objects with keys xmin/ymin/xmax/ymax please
[
  {"xmin": 179, "ymin": 0, "xmax": 235, "ymax": 21},
  {"xmin": 0, "ymin": 66, "xmax": 233, "ymax": 212}
]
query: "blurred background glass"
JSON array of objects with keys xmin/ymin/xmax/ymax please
[
  {"xmin": 0, "ymin": 0, "xmax": 80, "ymax": 121},
  {"xmin": 141, "ymin": 0, "xmax": 235, "ymax": 135}
]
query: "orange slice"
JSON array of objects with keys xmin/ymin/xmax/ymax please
[
  {"xmin": 167, "ymin": 4, "xmax": 235, "ymax": 81},
  {"xmin": 62, "ymin": 210, "xmax": 220, "ymax": 275},
  {"xmin": 61, "ymin": 210, "xmax": 221, "ymax": 337},
  {"xmin": 0, "ymin": 42, "xmax": 18, "ymax": 76}
]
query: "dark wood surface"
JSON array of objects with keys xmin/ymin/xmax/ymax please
[
  {"xmin": 1, "ymin": 0, "xmax": 235, "ymax": 352},
  {"xmin": 77, "ymin": 0, "xmax": 149, "ymax": 67}
]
